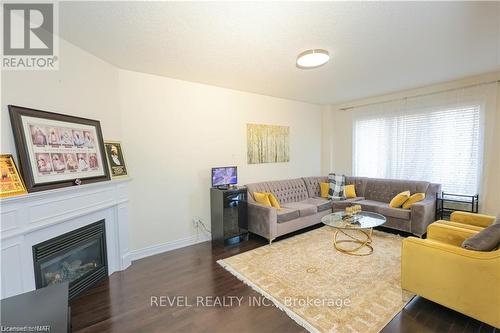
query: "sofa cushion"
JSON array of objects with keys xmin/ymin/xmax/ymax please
[
  {"xmin": 389, "ymin": 191, "xmax": 411, "ymax": 208},
  {"xmin": 363, "ymin": 178, "xmax": 430, "ymax": 203},
  {"xmin": 277, "ymin": 208, "xmax": 300, "ymax": 223},
  {"xmin": 247, "ymin": 178, "xmax": 309, "ymax": 204},
  {"xmin": 357, "ymin": 200, "xmax": 386, "ymax": 213},
  {"xmin": 268, "ymin": 193, "xmax": 281, "ymax": 209},
  {"xmin": 320, "ymin": 182, "xmax": 329, "ymax": 198},
  {"xmin": 331, "ymin": 197, "xmax": 365, "ymax": 210},
  {"xmin": 345, "ymin": 184, "xmax": 357, "ymax": 198},
  {"xmin": 254, "ymin": 192, "xmax": 272, "ymax": 207},
  {"xmin": 302, "ymin": 176, "xmax": 328, "ymax": 198},
  {"xmin": 402, "ymin": 193, "xmax": 426, "ymax": 209},
  {"xmin": 345, "ymin": 176, "xmax": 368, "ymax": 198},
  {"xmin": 378, "ymin": 204, "xmax": 411, "ymax": 220},
  {"xmin": 304, "ymin": 197, "xmax": 332, "ymax": 212},
  {"xmin": 462, "ymin": 222, "xmax": 500, "ymax": 251},
  {"xmin": 282, "ymin": 201, "xmax": 317, "ymax": 217}
]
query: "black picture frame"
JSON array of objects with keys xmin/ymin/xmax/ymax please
[{"xmin": 9, "ymin": 105, "xmax": 110, "ymax": 192}]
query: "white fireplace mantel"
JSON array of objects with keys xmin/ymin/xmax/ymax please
[{"xmin": 0, "ymin": 178, "xmax": 132, "ymax": 299}]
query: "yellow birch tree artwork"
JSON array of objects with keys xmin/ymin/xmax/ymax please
[{"xmin": 247, "ymin": 124, "xmax": 290, "ymax": 164}]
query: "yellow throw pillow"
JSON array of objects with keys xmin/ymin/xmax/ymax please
[
  {"xmin": 320, "ymin": 182, "xmax": 330, "ymax": 198},
  {"xmin": 402, "ymin": 193, "xmax": 426, "ymax": 209},
  {"xmin": 268, "ymin": 193, "xmax": 281, "ymax": 210},
  {"xmin": 389, "ymin": 191, "xmax": 411, "ymax": 208},
  {"xmin": 254, "ymin": 192, "xmax": 272, "ymax": 207},
  {"xmin": 345, "ymin": 184, "xmax": 357, "ymax": 198}
]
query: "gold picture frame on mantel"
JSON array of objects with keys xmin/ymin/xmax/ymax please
[
  {"xmin": 104, "ymin": 141, "xmax": 128, "ymax": 179},
  {"xmin": 0, "ymin": 154, "xmax": 27, "ymax": 198}
]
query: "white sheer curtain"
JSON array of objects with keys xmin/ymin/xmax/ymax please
[{"xmin": 352, "ymin": 83, "xmax": 497, "ymax": 195}]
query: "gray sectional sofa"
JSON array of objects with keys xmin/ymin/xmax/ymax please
[{"xmin": 246, "ymin": 176, "xmax": 441, "ymax": 243}]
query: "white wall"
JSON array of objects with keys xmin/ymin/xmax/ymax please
[
  {"xmin": 118, "ymin": 70, "xmax": 323, "ymax": 250},
  {"xmin": 1, "ymin": 39, "xmax": 122, "ymax": 157},
  {"xmin": 1, "ymin": 38, "xmax": 322, "ymax": 254},
  {"xmin": 8, "ymin": 36, "xmax": 496, "ymax": 256},
  {"xmin": 322, "ymin": 72, "xmax": 500, "ymax": 215}
]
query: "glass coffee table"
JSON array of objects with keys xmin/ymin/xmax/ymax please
[{"xmin": 321, "ymin": 211, "xmax": 386, "ymax": 256}]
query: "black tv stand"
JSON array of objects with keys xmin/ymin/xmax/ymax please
[{"xmin": 210, "ymin": 187, "xmax": 248, "ymax": 245}]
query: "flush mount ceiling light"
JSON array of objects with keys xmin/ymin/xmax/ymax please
[{"xmin": 296, "ymin": 49, "xmax": 330, "ymax": 69}]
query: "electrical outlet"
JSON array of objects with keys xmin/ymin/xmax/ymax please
[{"xmin": 192, "ymin": 217, "xmax": 200, "ymax": 227}]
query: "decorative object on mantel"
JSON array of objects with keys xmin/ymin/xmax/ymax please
[
  {"xmin": 247, "ymin": 123, "xmax": 290, "ymax": 164},
  {"xmin": 9, "ymin": 105, "xmax": 110, "ymax": 192},
  {"xmin": 0, "ymin": 154, "xmax": 27, "ymax": 198},
  {"xmin": 104, "ymin": 140, "xmax": 128, "ymax": 178}
]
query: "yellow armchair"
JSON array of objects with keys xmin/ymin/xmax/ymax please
[{"xmin": 401, "ymin": 215, "xmax": 500, "ymax": 329}]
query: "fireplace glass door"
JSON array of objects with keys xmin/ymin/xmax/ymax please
[
  {"xmin": 39, "ymin": 238, "xmax": 104, "ymax": 287},
  {"xmin": 33, "ymin": 220, "xmax": 108, "ymax": 300}
]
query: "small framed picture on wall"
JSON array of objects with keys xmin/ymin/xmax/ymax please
[
  {"xmin": 104, "ymin": 141, "xmax": 128, "ymax": 179},
  {"xmin": 9, "ymin": 105, "xmax": 110, "ymax": 192}
]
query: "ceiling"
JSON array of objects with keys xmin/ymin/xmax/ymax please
[{"xmin": 59, "ymin": 1, "xmax": 500, "ymax": 105}]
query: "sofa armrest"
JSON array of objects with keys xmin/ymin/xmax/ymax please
[
  {"xmin": 410, "ymin": 198, "xmax": 436, "ymax": 236},
  {"xmin": 427, "ymin": 223, "xmax": 479, "ymax": 247},
  {"xmin": 450, "ymin": 211, "xmax": 496, "ymax": 228},
  {"xmin": 247, "ymin": 202, "xmax": 277, "ymax": 241}
]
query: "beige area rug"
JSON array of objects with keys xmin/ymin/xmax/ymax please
[{"xmin": 218, "ymin": 226, "xmax": 412, "ymax": 333}]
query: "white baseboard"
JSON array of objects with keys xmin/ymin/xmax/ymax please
[{"xmin": 124, "ymin": 233, "xmax": 211, "ymax": 263}]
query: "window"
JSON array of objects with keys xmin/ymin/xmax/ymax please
[{"xmin": 353, "ymin": 104, "xmax": 482, "ymax": 194}]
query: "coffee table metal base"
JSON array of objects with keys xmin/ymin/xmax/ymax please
[{"xmin": 333, "ymin": 228, "xmax": 373, "ymax": 256}]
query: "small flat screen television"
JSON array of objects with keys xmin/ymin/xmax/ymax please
[{"xmin": 212, "ymin": 166, "xmax": 237, "ymax": 187}]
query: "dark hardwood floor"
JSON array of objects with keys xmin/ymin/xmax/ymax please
[{"xmin": 71, "ymin": 230, "xmax": 498, "ymax": 333}]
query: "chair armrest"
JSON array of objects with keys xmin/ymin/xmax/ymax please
[
  {"xmin": 434, "ymin": 220, "xmax": 484, "ymax": 232},
  {"xmin": 247, "ymin": 202, "xmax": 277, "ymax": 241},
  {"xmin": 450, "ymin": 211, "xmax": 496, "ymax": 228},
  {"xmin": 403, "ymin": 237, "xmax": 500, "ymax": 262},
  {"xmin": 410, "ymin": 198, "xmax": 436, "ymax": 236},
  {"xmin": 427, "ymin": 223, "xmax": 479, "ymax": 247}
]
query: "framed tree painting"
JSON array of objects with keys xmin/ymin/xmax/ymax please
[
  {"xmin": 104, "ymin": 141, "xmax": 128, "ymax": 179},
  {"xmin": 9, "ymin": 105, "xmax": 110, "ymax": 192},
  {"xmin": 247, "ymin": 123, "xmax": 290, "ymax": 164},
  {"xmin": 0, "ymin": 154, "xmax": 27, "ymax": 198}
]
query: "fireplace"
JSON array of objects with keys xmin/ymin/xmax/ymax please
[{"xmin": 32, "ymin": 220, "xmax": 108, "ymax": 300}]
